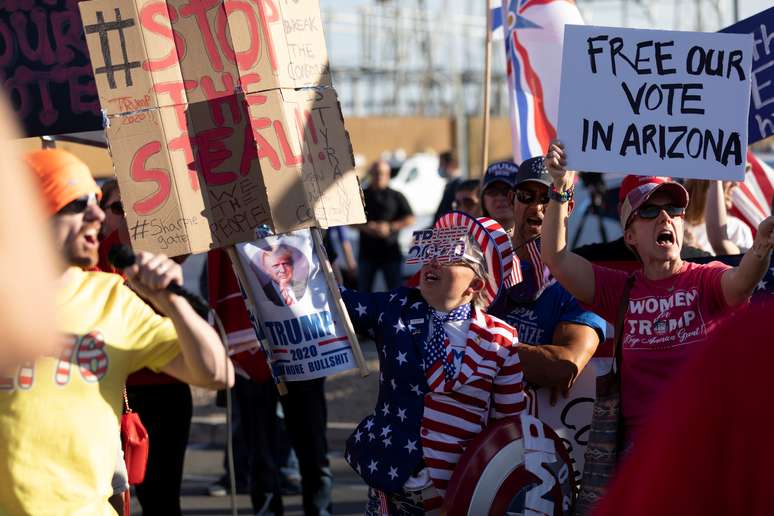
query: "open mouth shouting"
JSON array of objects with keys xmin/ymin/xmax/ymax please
[
  {"xmin": 656, "ymin": 228, "xmax": 675, "ymax": 248},
  {"xmin": 423, "ymin": 269, "xmax": 440, "ymax": 284},
  {"xmin": 82, "ymin": 228, "xmax": 100, "ymax": 249},
  {"xmin": 525, "ymin": 216, "xmax": 543, "ymax": 229}
]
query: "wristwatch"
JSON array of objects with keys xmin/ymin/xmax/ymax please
[{"xmin": 549, "ymin": 183, "xmax": 574, "ymax": 203}]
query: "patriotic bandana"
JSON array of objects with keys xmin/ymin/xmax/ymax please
[{"xmin": 426, "ymin": 304, "xmax": 472, "ymax": 382}]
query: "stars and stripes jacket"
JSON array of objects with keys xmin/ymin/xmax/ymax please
[{"xmin": 340, "ymin": 286, "xmax": 525, "ymax": 501}]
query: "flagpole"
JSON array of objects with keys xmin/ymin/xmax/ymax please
[{"xmin": 481, "ymin": 0, "xmax": 493, "ymax": 178}]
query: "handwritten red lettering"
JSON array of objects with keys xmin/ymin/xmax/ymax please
[
  {"xmin": 239, "ymin": 122, "xmax": 258, "ymax": 176},
  {"xmin": 193, "ymin": 126, "xmax": 237, "ymax": 186},
  {"xmin": 274, "ymin": 120, "xmax": 303, "ymax": 165},
  {"xmin": 251, "ymin": 116, "xmax": 281, "ymax": 170},
  {"xmin": 140, "ymin": 2, "xmax": 184, "ymax": 72},
  {"xmin": 256, "ymin": 0, "xmax": 279, "ymax": 72},
  {"xmin": 154, "ymin": 80, "xmax": 197, "ymax": 129},
  {"xmin": 168, "ymin": 133, "xmax": 200, "ymax": 191},
  {"xmin": 240, "ymin": 72, "xmax": 261, "ymax": 90},
  {"xmin": 109, "ymin": 95, "xmax": 153, "ymax": 113},
  {"xmin": 131, "ymin": 141, "xmax": 171, "ymax": 215},
  {"xmin": 215, "ymin": 3, "xmax": 235, "ymax": 65},
  {"xmin": 200, "ymin": 71, "xmax": 236, "ymax": 103},
  {"xmin": 179, "ymin": 0, "xmax": 225, "ymax": 72},
  {"xmin": 296, "ymin": 108, "xmax": 318, "ymax": 145},
  {"xmin": 224, "ymin": 1, "xmax": 260, "ymax": 69}
]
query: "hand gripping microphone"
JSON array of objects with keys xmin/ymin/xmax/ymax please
[{"xmin": 108, "ymin": 245, "xmax": 211, "ymax": 317}]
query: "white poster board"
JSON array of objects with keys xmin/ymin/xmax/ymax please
[
  {"xmin": 526, "ymin": 359, "xmax": 608, "ymax": 487},
  {"xmin": 234, "ymin": 230, "xmax": 357, "ymax": 381},
  {"xmin": 558, "ymin": 25, "xmax": 754, "ymax": 181}
]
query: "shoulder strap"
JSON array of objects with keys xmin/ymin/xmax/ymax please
[{"xmin": 613, "ymin": 274, "xmax": 636, "ymax": 375}]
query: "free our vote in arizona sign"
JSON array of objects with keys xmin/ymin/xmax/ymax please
[{"xmin": 558, "ymin": 25, "xmax": 753, "ymax": 181}]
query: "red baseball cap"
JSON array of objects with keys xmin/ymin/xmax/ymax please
[{"xmin": 618, "ymin": 175, "xmax": 689, "ymax": 229}]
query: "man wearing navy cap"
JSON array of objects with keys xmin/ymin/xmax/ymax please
[{"xmin": 489, "ymin": 156, "xmax": 606, "ymax": 403}]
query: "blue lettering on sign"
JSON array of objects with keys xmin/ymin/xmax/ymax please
[{"xmin": 264, "ymin": 311, "xmax": 335, "ymax": 346}]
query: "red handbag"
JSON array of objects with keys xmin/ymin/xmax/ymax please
[{"xmin": 121, "ymin": 388, "xmax": 149, "ymax": 485}]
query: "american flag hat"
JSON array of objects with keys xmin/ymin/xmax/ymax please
[{"xmin": 435, "ymin": 211, "xmax": 520, "ymax": 308}]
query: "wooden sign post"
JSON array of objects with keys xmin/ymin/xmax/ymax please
[{"xmin": 310, "ymin": 228, "xmax": 369, "ymax": 377}]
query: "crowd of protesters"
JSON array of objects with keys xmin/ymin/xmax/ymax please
[{"xmin": 1, "ymin": 97, "xmax": 772, "ymax": 516}]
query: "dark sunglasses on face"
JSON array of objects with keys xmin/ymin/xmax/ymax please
[
  {"xmin": 636, "ymin": 203, "xmax": 686, "ymax": 219},
  {"xmin": 514, "ymin": 188, "xmax": 550, "ymax": 205},
  {"xmin": 57, "ymin": 192, "xmax": 97, "ymax": 215}
]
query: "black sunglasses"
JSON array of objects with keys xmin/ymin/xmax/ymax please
[
  {"xmin": 57, "ymin": 193, "xmax": 97, "ymax": 215},
  {"xmin": 514, "ymin": 188, "xmax": 550, "ymax": 205},
  {"xmin": 636, "ymin": 203, "xmax": 686, "ymax": 219}
]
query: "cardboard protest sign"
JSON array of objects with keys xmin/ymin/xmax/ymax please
[
  {"xmin": 721, "ymin": 6, "xmax": 774, "ymax": 145},
  {"xmin": 221, "ymin": 0, "xmax": 332, "ymax": 93},
  {"xmin": 105, "ymin": 87, "xmax": 364, "ymax": 255},
  {"xmin": 245, "ymin": 88, "xmax": 365, "ymax": 233},
  {"xmin": 0, "ymin": 1, "xmax": 101, "ymax": 136},
  {"xmin": 234, "ymin": 230, "xmax": 357, "ymax": 381},
  {"xmin": 79, "ymin": 0, "xmax": 330, "ymax": 115},
  {"xmin": 558, "ymin": 25, "xmax": 753, "ymax": 181},
  {"xmin": 81, "ymin": 0, "xmax": 364, "ymax": 256}
]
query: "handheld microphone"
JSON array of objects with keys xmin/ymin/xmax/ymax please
[{"xmin": 108, "ymin": 245, "xmax": 211, "ymax": 317}]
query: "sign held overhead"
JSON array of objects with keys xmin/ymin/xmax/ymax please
[
  {"xmin": 558, "ymin": 25, "xmax": 753, "ymax": 181},
  {"xmin": 721, "ymin": 6, "xmax": 774, "ymax": 145},
  {"xmin": 79, "ymin": 0, "xmax": 364, "ymax": 256},
  {"xmin": 0, "ymin": 1, "xmax": 102, "ymax": 136}
]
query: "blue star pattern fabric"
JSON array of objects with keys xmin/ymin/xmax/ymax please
[
  {"xmin": 338, "ymin": 282, "xmax": 525, "ymax": 498},
  {"xmin": 339, "ymin": 286, "xmax": 431, "ymax": 493},
  {"xmin": 427, "ymin": 304, "xmax": 471, "ymax": 382}
]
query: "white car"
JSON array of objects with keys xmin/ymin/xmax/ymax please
[{"xmin": 389, "ymin": 153, "xmax": 446, "ymax": 218}]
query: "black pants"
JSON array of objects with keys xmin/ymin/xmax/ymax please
[
  {"xmin": 127, "ymin": 383, "xmax": 193, "ymax": 516},
  {"xmin": 236, "ymin": 376, "xmax": 333, "ymax": 516}
]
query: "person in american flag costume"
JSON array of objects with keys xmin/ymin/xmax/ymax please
[{"xmin": 339, "ymin": 212, "xmax": 525, "ymax": 515}]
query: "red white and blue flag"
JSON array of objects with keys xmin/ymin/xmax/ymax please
[
  {"xmin": 500, "ymin": 0, "xmax": 583, "ymax": 163},
  {"xmin": 730, "ymin": 151, "xmax": 774, "ymax": 235}
]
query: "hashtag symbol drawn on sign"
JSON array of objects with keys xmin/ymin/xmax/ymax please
[
  {"xmin": 130, "ymin": 219, "xmax": 148, "ymax": 240},
  {"xmin": 84, "ymin": 9, "xmax": 141, "ymax": 89}
]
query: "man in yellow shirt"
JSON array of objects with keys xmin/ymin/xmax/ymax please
[{"xmin": 0, "ymin": 149, "xmax": 234, "ymax": 515}]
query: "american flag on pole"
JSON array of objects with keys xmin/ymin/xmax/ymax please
[
  {"xmin": 730, "ymin": 151, "xmax": 774, "ymax": 235},
  {"xmin": 501, "ymin": 0, "xmax": 583, "ymax": 163}
]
